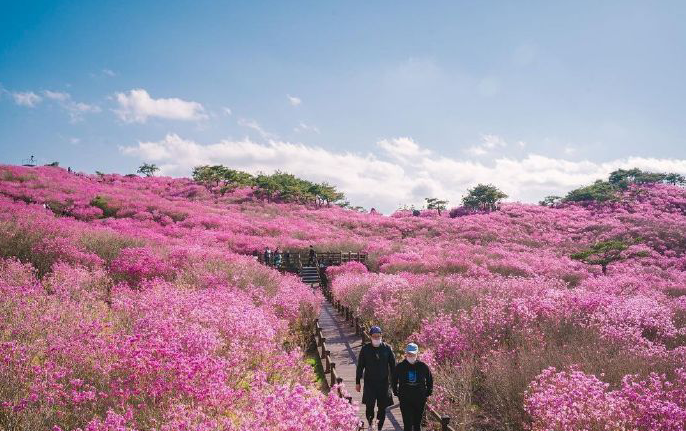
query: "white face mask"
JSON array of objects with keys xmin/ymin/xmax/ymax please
[
  {"xmin": 371, "ymin": 338, "xmax": 382, "ymax": 347},
  {"xmin": 406, "ymin": 355, "xmax": 417, "ymax": 364}
]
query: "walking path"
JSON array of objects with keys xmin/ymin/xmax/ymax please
[{"xmin": 319, "ymin": 300, "xmax": 404, "ymax": 431}]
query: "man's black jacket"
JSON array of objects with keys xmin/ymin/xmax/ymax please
[
  {"xmin": 356, "ymin": 342, "xmax": 396, "ymax": 384},
  {"xmin": 391, "ymin": 359, "xmax": 433, "ymax": 399}
]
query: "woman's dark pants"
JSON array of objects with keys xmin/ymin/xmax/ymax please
[{"xmin": 399, "ymin": 396, "xmax": 426, "ymax": 431}]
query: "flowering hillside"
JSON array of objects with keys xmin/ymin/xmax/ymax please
[
  {"xmin": 0, "ymin": 165, "xmax": 358, "ymax": 431},
  {"xmin": 0, "ymin": 164, "xmax": 685, "ymax": 431}
]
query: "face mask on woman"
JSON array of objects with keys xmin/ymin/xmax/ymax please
[{"xmin": 371, "ymin": 338, "xmax": 382, "ymax": 347}]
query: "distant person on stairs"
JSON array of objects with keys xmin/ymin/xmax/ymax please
[
  {"xmin": 356, "ymin": 326, "xmax": 396, "ymax": 431},
  {"xmin": 308, "ymin": 245, "xmax": 316, "ymax": 265},
  {"xmin": 274, "ymin": 248, "xmax": 282, "ymax": 268},
  {"xmin": 392, "ymin": 343, "xmax": 433, "ymax": 431}
]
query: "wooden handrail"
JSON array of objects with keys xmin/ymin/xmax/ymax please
[
  {"xmin": 312, "ymin": 311, "xmax": 356, "ymax": 416},
  {"xmin": 254, "ymin": 250, "xmax": 367, "ymax": 271},
  {"xmin": 426, "ymin": 405, "xmax": 455, "ymax": 431}
]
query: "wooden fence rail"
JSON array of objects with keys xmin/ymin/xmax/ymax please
[
  {"xmin": 313, "ymin": 318, "xmax": 353, "ymax": 405},
  {"xmin": 254, "ymin": 250, "xmax": 367, "ymax": 270}
]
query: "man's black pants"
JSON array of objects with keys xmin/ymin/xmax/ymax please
[
  {"xmin": 399, "ymin": 396, "xmax": 426, "ymax": 431},
  {"xmin": 364, "ymin": 380, "xmax": 389, "ymax": 427}
]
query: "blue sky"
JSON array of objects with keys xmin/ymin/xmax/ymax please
[{"xmin": 1, "ymin": 0, "xmax": 684, "ymax": 212}]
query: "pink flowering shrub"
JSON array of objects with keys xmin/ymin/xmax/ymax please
[
  {"xmin": 525, "ymin": 366, "xmax": 685, "ymax": 431},
  {"xmin": 0, "ymin": 266, "xmax": 350, "ymax": 430},
  {"xmin": 109, "ymin": 247, "xmax": 175, "ymax": 286},
  {"xmin": 524, "ymin": 367, "xmax": 633, "ymax": 431},
  {"xmin": 326, "ymin": 260, "xmax": 368, "ymax": 279}
]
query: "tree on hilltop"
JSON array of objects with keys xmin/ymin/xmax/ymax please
[
  {"xmin": 425, "ymin": 197, "xmax": 448, "ymax": 215},
  {"xmin": 562, "ymin": 168, "xmax": 686, "ymax": 204},
  {"xmin": 137, "ymin": 163, "xmax": 159, "ymax": 177},
  {"xmin": 193, "ymin": 165, "xmax": 255, "ymax": 195},
  {"xmin": 462, "ymin": 184, "xmax": 508, "ymax": 212}
]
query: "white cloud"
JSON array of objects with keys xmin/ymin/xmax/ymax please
[
  {"xmin": 564, "ymin": 146, "xmax": 576, "ymax": 155},
  {"xmin": 466, "ymin": 146, "xmax": 488, "ymax": 156},
  {"xmin": 12, "ymin": 91, "xmax": 42, "ymax": 107},
  {"xmin": 119, "ymin": 134, "xmax": 686, "ymax": 214},
  {"xmin": 43, "ymin": 90, "xmax": 101, "ymax": 122},
  {"xmin": 102, "ymin": 69, "xmax": 116, "ymax": 77},
  {"xmin": 222, "ymin": 107, "xmax": 232, "ymax": 116},
  {"xmin": 466, "ymin": 134, "xmax": 509, "ymax": 156},
  {"xmin": 114, "ymin": 88, "xmax": 207, "ymax": 123},
  {"xmin": 287, "ymin": 94, "xmax": 302, "ymax": 106},
  {"xmin": 377, "ymin": 137, "xmax": 431, "ymax": 163},
  {"xmin": 67, "ymin": 101, "xmax": 101, "ymax": 122},
  {"xmin": 294, "ymin": 122, "xmax": 320, "ymax": 134},
  {"xmin": 44, "ymin": 90, "xmax": 70, "ymax": 101},
  {"xmin": 238, "ymin": 118, "xmax": 278, "ymax": 140},
  {"xmin": 8, "ymin": 89, "xmax": 98, "ymax": 121}
]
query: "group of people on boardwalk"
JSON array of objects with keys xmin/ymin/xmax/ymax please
[
  {"xmin": 257, "ymin": 245, "xmax": 319, "ymax": 268},
  {"xmin": 261, "ymin": 247, "xmax": 284, "ymax": 267},
  {"xmin": 356, "ymin": 325, "xmax": 433, "ymax": 431}
]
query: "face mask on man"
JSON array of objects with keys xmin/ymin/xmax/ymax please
[
  {"xmin": 406, "ymin": 355, "xmax": 417, "ymax": 364},
  {"xmin": 371, "ymin": 338, "xmax": 382, "ymax": 347}
]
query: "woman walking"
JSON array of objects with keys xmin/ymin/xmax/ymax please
[{"xmin": 392, "ymin": 343, "xmax": 433, "ymax": 431}]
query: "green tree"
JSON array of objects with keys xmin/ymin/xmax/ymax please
[
  {"xmin": 192, "ymin": 165, "xmax": 254, "ymax": 195},
  {"xmin": 608, "ymin": 168, "xmax": 669, "ymax": 189},
  {"xmin": 425, "ymin": 197, "xmax": 448, "ymax": 215},
  {"xmin": 192, "ymin": 164, "xmax": 349, "ymax": 207},
  {"xmin": 539, "ymin": 195, "xmax": 562, "ymax": 207},
  {"xmin": 254, "ymin": 172, "xmax": 281, "ymax": 202},
  {"xmin": 462, "ymin": 184, "xmax": 508, "ymax": 212},
  {"xmin": 218, "ymin": 169, "xmax": 254, "ymax": 195},
  {"xmin": 664, "ymin": 173, "xmax": 686, "ymax": 186},
  {"xmin": 563, "ymin": 180, "xmax": 617, "ymax": 203},
  {"xmin": 137, "ymin": 163, "xmax": 159, "ymax": 177},
  {"xmin": 315, "ymin": 182, "xmax": 345, "ymax": 206},
  {"xmin": 570, "ymin": 240, "xmax": 647, "ymax": 275},
  {"xmin": 564, "ymin": 168, "xmax": 685, "ymax": 205}
]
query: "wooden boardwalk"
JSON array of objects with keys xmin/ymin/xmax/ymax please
[{"xmin": 319, "ymin": 300, "xmax": 404, "ymax": 431}]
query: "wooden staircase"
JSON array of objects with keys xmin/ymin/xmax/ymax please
[{"xmin": 299, "ymin": 266, "xmax": 321, "ymax": 287}]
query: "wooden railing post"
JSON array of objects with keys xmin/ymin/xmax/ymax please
[
  {"xmin": 324, "ymin": 350, "xmax": 331, "ymax": 372},
  {"xmin": 441, "ymin": 416, "xmax": 450, "ymax": 431}
]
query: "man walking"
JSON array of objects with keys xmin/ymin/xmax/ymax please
[
  {"xmin": 308, "ymin": 245, "xmax": 316, "ymax": 265},
  {"xmin": 391, "ymin": 343, "xmax": 433, "ymax": 431},
  {"xmin": 356, "ymin": 326, "xmax": 395, "ymax": 431}
]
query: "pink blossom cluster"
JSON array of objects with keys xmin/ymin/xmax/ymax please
[{"xmin": 525, "ymin": 366, "xmax": 685, "ymax": 431}]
